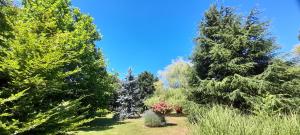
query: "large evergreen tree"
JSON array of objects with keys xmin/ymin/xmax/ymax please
[
  {"xmin": 192, "ymin": 5, "xmax": 275, "ymax": 80},
  {"xmin": 190, "ymin": 5, "xmax": 300, "ymax": 114},
  {"xmin": 0, "ymin": 0, "xmax": 116, "ymax": 134}
]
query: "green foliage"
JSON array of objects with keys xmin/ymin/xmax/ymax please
[
  {"xmin": 191, "ymin": 5, "xmax": 275, "ymax": 80},
  {"xmin": 144, "ymin": 95, "xmax": 161, "ymax": 107},
  {"xmin": 159, "ymin": 57, "xmax": 192, "ymax": 88},
  {"xmin": 0, "ymin": 89, "xmax": 27, "ymax": 134},
  {"xmin": 137, "ymin": 71, "xmax": 156, "ymax": 99},
  {"xmin": 0, "ymin": 0, "xmax": 116, "ymax": 134},
  {"xmin": 295, "ymin": 45, "xmax": 300, "ymax": 57},
  {"xmin": 114, "ymin": 70, "xmax": 156, "ymax": 120},
  {"xmin": 115, "ymin": 69, "xmax": 142, "ymax": 120},
  {"xmin": 144, "ymin": 88, "xmax": 188, "ymax": 113},
  {"xmin": 190, "ymin": 60, "xmax": 300, "ymax": 114},
  {"xmin": 295, "ymin": 45, "xmax": 300, "ymax": 56},
  {"xmin": 190, "ymin": 5, "xmax": 300, "ymax": 114},
  {"xmin": 144, "ymin": 110, "xmax": 166, "ymax": 127},
  {"xmin": 189, "ymin": 106, "xmax": 300, "ymax": 135},
  {"xmin": 145, "ymin": 78, "xmax": 188, "ymax": 109}
]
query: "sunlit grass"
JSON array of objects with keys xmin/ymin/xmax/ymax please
[{"xmin": 74, "ymin": 114, "xmax": 188, "ymax": 135}]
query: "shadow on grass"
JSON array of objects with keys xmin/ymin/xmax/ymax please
[
  {"xmin": 78, "ymin": 117, "xmax": 128, "ymax": 132},
  {"xmin": 166, "ymin": 113, "xmax": 186, "ymax": 117},
  {"xmin": 166, "ymin": 123, "xmax": 178, "ymax": 126},
  {"xmin": 145, "ymin": 123, "xmax": 178, "ymax": 128}
]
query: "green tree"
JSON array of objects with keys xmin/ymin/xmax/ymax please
[
  {"xmin": 295, "ymin": 45, "xmax": 300, "ymax": 56},
  {"xmin": 294, "ymin": 34, "xmax": 300, "ymax": 57},
  {"xmin": 295, "ymin": 46, "xmax": 300, "ymax": 56},
  {"xmin": 294, "ymin": 45, "xmax": 300, "ymax": 63},
  {"xmin": 0, "ymin": 0, "xmax": 115, "ymax": 134},
  {"xmin": 295, "ymin": 33, "xmax": 300, "ymax": 56},
  {"xmin": 115, "ymin": 69, "xmax": 141, "ymax": 120},
  {"xmin": 138, "ymin": 71, "xmax": 156, "ymax": 99},
  {"xmin": 159, "ymin": 57, "xmax": 192, "ymax": 88},
  {"xmin": 190, "ymin": 5, "xmax": 300, "ymax": 114},
  {"xmin": 191, "ymin": 5, "xmax": 275, "ymax": 80},
  {"xmin": 137, "ymin": 71, "xmax": 157, "ymax": 111}
]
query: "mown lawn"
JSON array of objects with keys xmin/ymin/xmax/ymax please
[{"xmin": 74, "ymin": 114, "xmax": 188, "ymax": 135}]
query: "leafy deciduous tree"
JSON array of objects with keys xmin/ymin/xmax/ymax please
[
  {"xmin": 0, "ymin": 0, "xmax": 116, "ymax": 134},
  {"xmin": 159, "ymin": 57, "xmax": 192, "ymax": 88}
]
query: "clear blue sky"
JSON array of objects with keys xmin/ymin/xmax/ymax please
[{"xmin": 72, "ymin": 0, "xmax": 300, "ymax": 78}]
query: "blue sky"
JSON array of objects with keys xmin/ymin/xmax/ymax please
[{"xmin": 72, "ymin": 0, "xmax": 300, "ymax": 78}]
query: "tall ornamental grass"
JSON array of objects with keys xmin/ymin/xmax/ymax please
[{"xmin": 189, "ymin": 106, "xmax": 300, "ymax": 135}]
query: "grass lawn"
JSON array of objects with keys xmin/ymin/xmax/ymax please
[{"xmin": 74, "ymin": 114, "xmax": 188, "ymax": 135}]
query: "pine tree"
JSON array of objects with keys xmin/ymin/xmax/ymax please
[{"xmin": 115, "ymin": 69, "xmax": 142, "ymax": 120}]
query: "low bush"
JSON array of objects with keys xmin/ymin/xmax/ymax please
[
  {"xmin": 144, "ymin": 88, "xmax": 188, "ymax": 114},
  {"xmin": 152, "ymin": 102, "xmax": 172, "ymax": 115},
  {"xmin": 189, "ymin": 105, "xmax": 300, "ymax": 135},
  {"xmin": 144, "ymin": 110, "xmax": 166, "ymax": 127}
]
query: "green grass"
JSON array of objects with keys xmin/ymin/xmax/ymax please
[
  {"xmin": 189, "ymin": 106, "xmax": 300, "ymax": 135},
  {"xmin": 74, "ymin": 114, "xmax": 188, "ymax": 135}
]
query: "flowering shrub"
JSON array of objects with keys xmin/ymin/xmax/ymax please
[
  {"xmin": 151, "ymin": 102, "xmax": 172, "ymax": 115},
  {"xmin": 144, "ymin": 88, "xmax": 187, "ymax": 114},
  {"xmin": 174, "ymin": 105, "xmax": 183, "ymax": 114}
]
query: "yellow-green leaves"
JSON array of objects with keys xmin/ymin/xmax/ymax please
[{"xmin": 0, "ymin": 0, "xmax": 115, "ymax": 134}]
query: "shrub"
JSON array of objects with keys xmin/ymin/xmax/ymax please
[
  {"xmin": 144, "ymin": 96, "xmax": 161, "ymax": 108},
  {"xmin": 189, "ymin": 105, "xmax": 300, "ymax": 135},
  {"xmin": 165, "ymin": 88, "xmax": 187, "ymax": 110},
  {"xmin": 144, "ymin": 110, "xmax": 166, "ymax": 127},
  {"xmin": 144, "ymin": 88, "xmax": 188, "ymax": 114},
  {"xmin": 174, "ymin": 106, "xmax": 183, "ymax": 114},
  {"xmin": 152, "ymin": 102, "xmax": 172, "ymax": 115}
]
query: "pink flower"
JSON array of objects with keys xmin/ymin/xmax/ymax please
[{"xmin": 151, "ymin": 102, "xmax": 172, "ymax": 115}]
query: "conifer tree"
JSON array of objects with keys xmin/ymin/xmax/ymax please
[
  {"xmin": 192, "ymin": 5, "xmax": 275, "ymax": 80},
  {"xmin": 137, "ymin": 71, "xmax": 156, "ymax": 111},
  {"xmin": 115, "ymin": 69, "xmax": 142, "ymax": 120},
  {"xmin": 190, "ymin": 5, "xmax": 300, "ymax": 114},
  {"xmin": 137, "ymin": 71, "xmax": 156, "ymax": 100}
]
